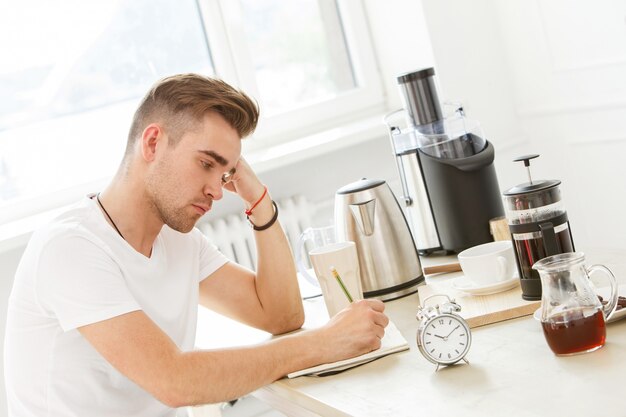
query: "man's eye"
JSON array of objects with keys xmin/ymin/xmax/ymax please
[{"xmin": 201, "ymin": 161, "xmax": 214, "ymax": 170}]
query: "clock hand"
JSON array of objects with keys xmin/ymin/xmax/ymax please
[
  {"xmin": 434, "ymin": 334, "xmax": 446, "ymax": 339},
  {"xmin": 445, "ymin": 325, "xmax": 461, "ymax": 339}
]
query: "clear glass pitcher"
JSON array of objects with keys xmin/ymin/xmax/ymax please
[
  {"xmin": 295, "ymin": 225, "xmax": 337, "ymax": 287},
  {"xmin": 533, "ymin": 252, "xmax": 618, "ymax": 356}
]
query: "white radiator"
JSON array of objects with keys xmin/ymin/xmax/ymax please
[{"xmin": 196, "ymin": 195, "xmax": 315, "ymax": 270}]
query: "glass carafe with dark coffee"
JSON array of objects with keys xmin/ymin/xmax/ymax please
[
  {"xmin": 533, "ymin": 252, "xmax": 618, "ymax": 356},
  {"xmin": 502, "ymin": 154, "xmax": 575, "ymax": 300}
]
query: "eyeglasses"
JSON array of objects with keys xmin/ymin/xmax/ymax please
[{"xmin": 221, "ymin": 167, "xmax": 236, "ymax": 184}]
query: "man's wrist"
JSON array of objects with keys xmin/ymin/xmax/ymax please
[
  {"xmin": 244, "ymin": 185, "xmax": 268, "ymax": 216},
  {"xmin": 246, "ymin": 196, "xmax": 275, "ymax": 228},
  {"xmin": 247, "ymin": 200, "xmax": 278, "ymax": 231}
]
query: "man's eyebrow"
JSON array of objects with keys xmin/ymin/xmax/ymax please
[{"xmin": 198, "ymin": 150, "xmax": 228, "ymax": 166}]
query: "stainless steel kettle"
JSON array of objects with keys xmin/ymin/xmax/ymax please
[{"xmin": 334, "ymin": 178, "xmax": 424, "ymax": 301}]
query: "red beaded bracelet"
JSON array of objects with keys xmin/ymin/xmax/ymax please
[{"xmin": 245, "ymin": 186, "xmax": 268, "ymax": 216}]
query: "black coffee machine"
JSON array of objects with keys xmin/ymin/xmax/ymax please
[
  {"xmin": 385, "ymin": 67, "xmax": 504, "ymax": 254},
  {"xmin": 503, "ymin": 154, "xmax": 575, "ymax": 300}
]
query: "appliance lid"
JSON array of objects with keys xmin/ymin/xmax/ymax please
[
  {"xmin": 503, "ymin": 153, "xmax": 561, "ymax": 196},
  {"xmin": 396, "ymin": 67, "xmax": 435, "ymax": 84},
  {"xmin": 503, "ymin": 179, "xmax": 561, "ymax": 196},
  {"xmin": 336, "ymin": 178, "xmax": 385, "ymax": 195},
  {"xmin": 395, "ymin": 67, "xmax": 442, "ymax": 127}
]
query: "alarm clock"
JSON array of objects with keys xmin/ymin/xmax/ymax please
[{"xmin": 415, "ymin": 294, "xmax": 471, "ymax": 371}]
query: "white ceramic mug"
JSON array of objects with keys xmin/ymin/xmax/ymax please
[
  {"xmin": 458, "ymin": 241, "xmax": 515, "ymax": 286},
  {"xmin": 309, "ymin": 241, "xmax": 363, "ymax": 317}
]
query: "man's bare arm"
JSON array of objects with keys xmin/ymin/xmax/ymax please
[
  {"xmin": 79, "ymin": 300, "xmax": 387, "ymax": 407},
  {"xmin": 199, "ymin": 253, "xmax": 303, "ymax": 335},
  {"xmin": 203, "ymin": 157, "xmax": 304, "ymax": 335}
]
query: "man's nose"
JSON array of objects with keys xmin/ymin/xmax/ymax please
[{"xmin": 205, "ymin": 178, "xmax": 223, "ymax": 201}]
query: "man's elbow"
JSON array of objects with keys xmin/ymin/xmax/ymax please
[
  {"xmin": 156, "ymin": 390, "xmax": 221, "ymax": 410},
  {"xmin": 284, "ymin": 309, "xmax": 305, "ymax": 333},
  {"xmin": 148, "ymin": 372, "xmax": 192, "ymax": 409},
  {"xmin": 145, "ymin": 359, "xmax": 205, "ymax": 408},
  {"xmin": 156, "ymin": 390, "xmax": 188, "ymax": 409},
  {"xmin": 152, "ymin": 370, "xmax": 220, "ymax": 408},
  {"xmin": 267, "ymin": 308, "xmax": 305, "ymax": 335}
]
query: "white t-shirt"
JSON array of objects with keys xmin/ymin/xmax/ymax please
[{"xmin": 4, "ymin": 196, "xmax": 229, "ymax": 417}]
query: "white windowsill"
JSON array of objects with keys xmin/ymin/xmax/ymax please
[
  {"xmin": 0, "ymin": 114, "xmax": 389, "ymax": 253},
  {"xmin": 245, "ymin": 114, "xmax": 388, "ymax": 172}
]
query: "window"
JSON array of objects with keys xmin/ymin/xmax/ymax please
[
  {"xmin": 238, "ymin": 0, "xmax": 358, "ymax": 115},
  {"xmin": 0, "ymin": 0, "xmax": 383, "ymax": 223},
  {"xmin": 206, "ymin": 0, "xmax": 384, "ymax": 146}
]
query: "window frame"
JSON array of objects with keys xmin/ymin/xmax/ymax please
[
  {"xmin": 1, "ymin": 0, "xmax": 385, "ymax": 225},
  {"xmin": 199, "ymin": 0, "xmax": 385, "ymax": 148}
]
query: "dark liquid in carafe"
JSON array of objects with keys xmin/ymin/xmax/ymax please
[
  {"xmin": 541, "ymin": 308, "xmax": 605, "ymax": 355},
  {"xmin": 514, "ymin": 226, "xmax": 574, "ymax": 281}
]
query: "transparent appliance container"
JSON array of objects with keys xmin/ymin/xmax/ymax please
[
  {"xmin": 504, "ymin": 182, "xmax": 565, "ymax": 225},
  {"xmin": 389, "ymin": 109, "xmax": 486, "ymax": 158},
  {"xmin": 414, "ymin": 113, "xmax": 486, "ymax": 159}
]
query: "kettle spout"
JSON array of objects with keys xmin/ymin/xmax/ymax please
[{"xmin": 349, "ymin": 199, "xmax": 376, "ymax": 236}]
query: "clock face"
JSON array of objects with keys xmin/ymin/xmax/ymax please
[{"xmin": 420, "ymin": 314, "xmax": 471, "ymax": 365}]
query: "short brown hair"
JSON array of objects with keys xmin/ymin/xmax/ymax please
[{"xmin": 125, "ymin": 73, "xmax": 259, "ymax": 155}]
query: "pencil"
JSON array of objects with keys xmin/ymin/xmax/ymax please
[{"xmin": 330, "ymin": 266, "xmax": 354, "ymax": 303}]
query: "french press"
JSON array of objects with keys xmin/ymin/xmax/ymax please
[{"xmin": 502, "ymin": 155, "xmax": 575, "ymax": 300}]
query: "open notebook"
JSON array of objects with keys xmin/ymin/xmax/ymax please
[{"xmin": 287, "ymin": 320, "xmax": 409, "ymax": 378}]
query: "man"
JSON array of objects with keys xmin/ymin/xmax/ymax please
[{"xmin": 4, "ymin": 74, "xmax": 388, "ymax": 416}]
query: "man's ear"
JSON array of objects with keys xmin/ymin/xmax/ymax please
[{"xmin": 140, "ymin": 124, "xmax": 164, "ymax": 162}]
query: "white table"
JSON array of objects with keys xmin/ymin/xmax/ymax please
[{"xmin": 197, "ymin": 248, "xmax": 626, "ymax": 417}]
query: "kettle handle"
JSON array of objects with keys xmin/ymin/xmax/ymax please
[
  {"xmin": 349, "ymin": 199, "xmax": 376, "ymax": 236},
  {"xmin": 295, "ymin": 228, "xmax": 321, "ymax": 287}
]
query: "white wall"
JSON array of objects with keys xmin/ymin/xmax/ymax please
[
  {"xmin": 363, "ymin": 0, "xmax": 437, "ymax": 110},
  {"xmin": 421, "ymin": 0, "xmax": 626, "ymax": 250},
  {"xmin": 493, "ymin": 0, "xmax": 626, "ymax": 250},
  {"xmin": 420, "ymin": 0, "xmax": 527, "ymax": 187}
]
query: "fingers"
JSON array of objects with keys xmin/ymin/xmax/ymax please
[
  {"xmin": 230, "ymin": 157, "xmax": 251, "ymax": 181},
  {"xmin": 222, "ymin": 157, "xmax": 266, "ymax": 203},
  {"xmin": 352, "ymin": 300, "xmax": 387, "ymax": 325},
  {"xmin": 351, "ymin": 300, "xmax": 389, "ymax": 342},
  {"xmin": 373, "ymin": 321, "xmax": 386, "ymax": 340},
  {"xmin": 359, "ymin": 299, "xmax": 385, "ymax": 313},
  {"xmin": 236, "ymin": 156, "xmax": 250, "ymax": 168},
  {"xmin": 373, "ymin": 311, "xmax": 390, "ymax": 329},
  {"xmin": 222, "ymin": 181, "xmax": 236, "ymax": 193},
  {"xmin": 364, "ymin": 300, "xmax": 385, "ymax": 313},
  {"xmin": 320, "ymin": 300, "xmax": 391, "ymax": 362}
]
